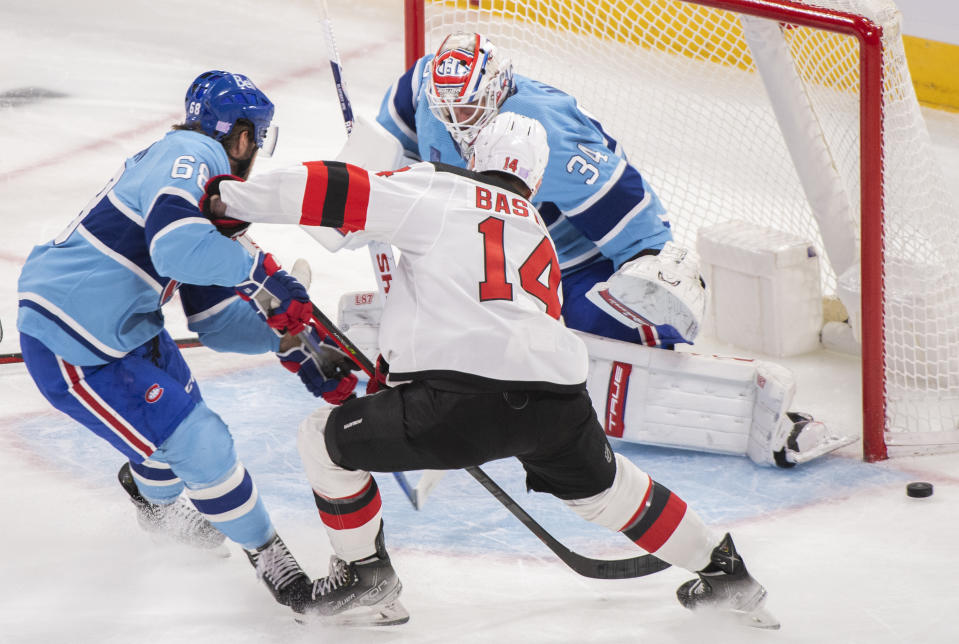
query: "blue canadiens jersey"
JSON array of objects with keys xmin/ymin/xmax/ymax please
[
  {"xmin": 376, "ymin": 55, "xmax": 673, "ymax": 275},
  {"xmin": 17, "ymin": 129, "xmax": 278, "ymax": 365}
]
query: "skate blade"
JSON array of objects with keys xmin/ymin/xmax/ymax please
[
  {"xmin": 787, "ymin": 434, "xmax": 859, "ymax": 464},
  {"xmin": 736, "ymin": 605, "xmax": 781, "ymax": 630},
  {"xmin": 297, "ymin": 600, "xmax": 410, "ymax": 627}
]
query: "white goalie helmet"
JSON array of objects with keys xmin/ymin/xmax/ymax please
[
  {"xmin": 426, "ymin": 32, "xmax": 515, "ymax": 154},
  {"xmin": 469, "ymin": 112, "xmax": 550, "ymax": 197}
]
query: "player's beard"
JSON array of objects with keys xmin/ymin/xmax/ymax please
[{"xmin": 231, "ymin": 149, "xmax": 258, "ymax": 180}]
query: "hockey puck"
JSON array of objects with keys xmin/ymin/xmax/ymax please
[{"xmin": 906, "ymin": 482, "xmax": 934, "ymax": 498}]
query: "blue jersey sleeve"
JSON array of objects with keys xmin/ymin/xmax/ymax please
[
  {"xmin": 179, "ymin": 284, "xmax": 280, "ymax": 354},
  {"xmin": 376, "ymin": 55, "xmax": 433, "ymax": 160},
  {"xmin": 116, "ymin": 131, "xmax": 254, "ymax": 286},
  {"xmin": 505, "ymin": 78, "xmax": 673, "ymax": 269}
]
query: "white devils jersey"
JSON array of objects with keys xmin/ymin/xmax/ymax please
[{"xmin": 219, "ymin": 161, "xmax": 589, "ymax": 391}]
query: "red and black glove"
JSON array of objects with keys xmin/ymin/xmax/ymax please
[
  {"xmin": 366, "ymin": 354, "xmax": 390, "ymax": 395},
  {"xmin": 200, "ymin": 174, "xmax": 250, "ymax": 238}
]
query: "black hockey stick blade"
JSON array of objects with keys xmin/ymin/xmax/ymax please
[{"xmin": 465, "ymin": 466, "xmax": 670, "ymax": 579}]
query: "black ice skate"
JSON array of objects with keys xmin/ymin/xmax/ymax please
[
  {"xmin": 245, "ymin": 533, "xmax": 315, "ymax": 613},
  {"xmin": 118, "ymin": 462, "xmax": 227, "ymax": 552},
  {"xmin": 303, "ymin": 523, "xmax": 409, "ymax": 626},
  {"xmin": 676, "ymin": 533, "xmax": 779, "ymax": 629}
]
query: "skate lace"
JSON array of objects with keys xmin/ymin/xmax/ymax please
[
  {"xmin": 152, "ymin": 499, "xmax": 223, "ymax": 548},
  {"xmin": 255, "ymin": 539, "xmax": 304, "ymax": 591},
  {"xmin": 312, "ymin": 557, "xmax": 354, "ymax": 598}
]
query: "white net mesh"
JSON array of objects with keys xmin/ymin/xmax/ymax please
[{"xmin": 419, "ymin": 0, "xmax": 959, "ymax": 452}]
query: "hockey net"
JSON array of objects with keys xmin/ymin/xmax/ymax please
[{"xmin": 404, "ymin": 0, "xmax": 959, "ymax": 461}]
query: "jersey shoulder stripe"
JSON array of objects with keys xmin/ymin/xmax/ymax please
[{"xmin": 302, "ymin": 161, "xmax": 371, "ymax": 232}]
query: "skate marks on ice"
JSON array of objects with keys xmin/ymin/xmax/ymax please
[
  {"xmin": 0, "ymin": 87, "xmax": 68, "ymax": 108},
  {"xmin": 6, "ymin": 357, "xmax": 915, "ymax": 547}
]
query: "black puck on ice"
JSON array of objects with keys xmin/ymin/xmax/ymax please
[{"xmin": 906, "ymin": 482, "xmax": 934, "ymax": 498}]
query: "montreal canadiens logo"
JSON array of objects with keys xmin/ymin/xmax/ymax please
[
  {"xmin": 145, "ymin": 384, "xmax": 164, "ymax": 403},
  {"xmin": 434, "ymin": 55, "xmax": 469, "ymax": 79}
]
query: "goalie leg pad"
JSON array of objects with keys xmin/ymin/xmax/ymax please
[
  {"xmin": 297, "ymin": 407, "xmax": 382, "ymax": 562},
  {"xmin": 578, "ymin": 332, "xmax": 802, "ymax": 464},
  {"xmin": 337, "ymin": 290, "xmax": 383, "ymax": 359}
]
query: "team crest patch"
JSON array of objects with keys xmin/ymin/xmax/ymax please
[{"xmin": 145, "ymin": 384, "xmax": 164, "ymax": 403}]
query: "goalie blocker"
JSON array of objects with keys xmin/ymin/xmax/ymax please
[{"xmin": 338, "ymin": 290, "xmax": 854, "ymax": 467}]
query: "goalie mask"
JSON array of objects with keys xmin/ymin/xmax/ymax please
[
  {"xmin": 185, "ymin": 70, "xmax": 278, "ymax": 157},
  {"xmin": 426, "ymin": 32, "xmax": 515, "ymax": 154},
  {"xmin": 469, "ymin": 113, "xmax": 550, "ymax": 197}
]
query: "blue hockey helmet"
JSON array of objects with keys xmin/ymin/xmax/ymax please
[{"xmin": 184, "ymin": 71, "xmax": 277, "ymax": 155}]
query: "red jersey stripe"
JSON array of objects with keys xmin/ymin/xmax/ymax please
[
  {"xmin": 63, "ymin": 363, "xmax": 155, "ymax": 458},
  {"xmin": 341, "ymin": 163, "xmax": 371, "ymax": 233},
  {"xmin": 301, "ymin": 161, "xmax": 330, "ymax": 227}
]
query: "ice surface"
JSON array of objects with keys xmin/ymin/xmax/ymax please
[{"xmin": 2, "ymin": 2, "xmax": 958, "ymax": 642}]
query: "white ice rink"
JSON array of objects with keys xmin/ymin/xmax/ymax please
[{"xmin": 2, "ymin": 1, "xmax": 959, "ymax": 642}]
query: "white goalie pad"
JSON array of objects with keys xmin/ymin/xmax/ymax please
[
  {"xmin": 576, "ymin": 331, "xmax": 795, "ymax": 464},
  {"xmin": 337, "ymin": 290, "xmax": 383, "ymax": 359},
  {"xmin": 585, "ymin": 242, "xmax": 707, "ymax": 343}
]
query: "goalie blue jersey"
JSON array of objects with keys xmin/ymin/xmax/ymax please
[
  {"xmin": 17, "ymin": 129, "xmax": 278, "ymax": 365},
  {"xmin": 377, "ymin": 55, "xmax": 673, "ymax": 275}
]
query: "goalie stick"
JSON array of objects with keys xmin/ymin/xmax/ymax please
[
  {"xmin": 305, "ymin": 303, "xmax": 671, "ymax": 580},
  {"xmin": 316, "ymin": 0, "xmax": 397, "ymax": 302}
]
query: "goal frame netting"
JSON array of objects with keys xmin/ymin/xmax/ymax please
[{"xmin": 402, "ymin": 0, "xmax": 955, "ymax": 462}]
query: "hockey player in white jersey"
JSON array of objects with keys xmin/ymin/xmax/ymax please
[
  {"xmin": 362, "ymin": 31, "xmax": 850, "ymax": 468},
  {"xmin": 16, "ymin": 70, "xmax": 358, "ymax": 615},
  {"xmin": 205, "ymin": 113, "xmax": 779, "ymax": 629}
]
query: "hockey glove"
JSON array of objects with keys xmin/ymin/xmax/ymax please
[
  {"xmin": 586, "ymin": 242, "xmax": 707, "ymax": 344},
  {"xmin": 200, "ymin": 174, "xmax": 250, "ymax": 238},
  {"xmin": 278, "ymin": 326, "xmax": 359, "ymax": 404},
  {"xmin": 366, "ymin": 354, "xmax": 390, "ymax": 395},
  {"xmin": 236, "ymin": 251, "xmax": 313, "ymax": 336}
]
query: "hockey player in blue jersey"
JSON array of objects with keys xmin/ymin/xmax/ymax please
[
  {"xmin": 367, "ymin": 32, "xmax": 852, "ymax": 468},
  {"xmin": 16, "ymin": 70, "xmax": 357, "ymax": 615}
]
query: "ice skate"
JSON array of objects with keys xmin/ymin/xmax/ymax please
[
  {"xmin": 246, "ymin": 533, "xmax": 315, "ymax": 613},
  {"xmin": 676, "ymin": 533, "xmax": 779, "ymax": 629},
  {"xmin": 302, "ymin": 523, "xmax": 409, "ymax": 626},
  {"xmin": 118, "ymin": 462, "xmax": 227, "ymax": 553},
  {"xmin": 773, "ymin": 412, "xmax": 859, "ymax": 468}
]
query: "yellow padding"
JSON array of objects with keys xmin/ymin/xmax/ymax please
[{"xmin": 904, "ymin": 36, "xmax": 959, "ymax": 112}]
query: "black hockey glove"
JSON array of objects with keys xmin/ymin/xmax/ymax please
[{"xmin": 200, "ymin": 174, "xmax": 250, "ymax": 238}]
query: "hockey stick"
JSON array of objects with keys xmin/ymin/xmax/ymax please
[
  {"xmin": 464, "ymin": 467, "xmax": 670, "ymax": 579},
  {"xmin": 306, "ymin": 304, "xmax": 670, "ymax": 579},
  {"xmin": 316, "ymin": 0, "xmax": 398, "ymax": 302},
  {"xmin": 0, "ymin": 337, "xmax": 202, "ymax": 365}
]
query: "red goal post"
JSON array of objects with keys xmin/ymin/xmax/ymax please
[{"xmin": 403, "ymin": 0, "xmax": 959, "ymax": 462}]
